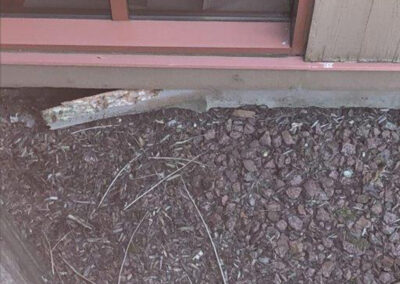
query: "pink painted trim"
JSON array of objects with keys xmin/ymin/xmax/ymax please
[
  {"xmin": 0, "ymin": 18, "xmax": 290, "ymax": 55},
  {"xmin": 109, "ymin": 0, "xmax": 129, "ymax": 20},
  {"xmin": 2, "ymin": 52, "xmax": 399, "ymax": 72}
]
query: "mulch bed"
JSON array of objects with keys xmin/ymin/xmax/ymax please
[{"xmin": 1, "ymin": 89, "xmax": 400, "ymax": 283}]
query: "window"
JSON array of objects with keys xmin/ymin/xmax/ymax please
[{"xmin": 0, "ymin": 0, "xmax": 314, "ymax": 56}]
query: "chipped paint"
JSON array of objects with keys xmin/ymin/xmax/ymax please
[{"xmin": 322, "ymin": 62, "xmax": 334, "ymax": 69}]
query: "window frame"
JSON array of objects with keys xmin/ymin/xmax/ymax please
[{"xmin": 0, "ymin": 0, "xmax": 314, "ymax": 56}]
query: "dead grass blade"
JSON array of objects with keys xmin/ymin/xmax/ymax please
[
  {"xmin": 61, "ymin": 256, "xmax": 96, "ymax": 284},
  {"xmin": 123, "ymin": 153, "xmax": 202, "ymax": 210},
  {"xmin": 180, "ymin": 177, "xmax": 228, "ymax": 284},
  {"xmin": 117, "ymin": 212, "xmax": 149, "ymax": 284},
  {"xmin": 97, "ymin": 152, "xmax": 143, "ymax": 209}
]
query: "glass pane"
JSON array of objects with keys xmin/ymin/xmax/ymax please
[
  {"xmin": 128, "ymin": 0, "xmax": 291, "ymax": 21},
  {"xmin": 0, "ymin": 0, "xmax": 111, "ymax": 18}
]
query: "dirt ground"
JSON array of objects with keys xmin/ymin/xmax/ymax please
[{"xmin": 1, "ymin": 89, "xmax": 400, "ymax": 284}]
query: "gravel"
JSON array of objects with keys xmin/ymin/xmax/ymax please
[{"xmin": 1, "ymin": 89, "xmax": 400, "ymax": 283}]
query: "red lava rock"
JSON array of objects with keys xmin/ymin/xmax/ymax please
[
  {"xmin": 244, "ymin": 124, "xmax": 255, "ymax": 135},
  {"xmin": 243, "ymin": 160, "xmax": 257, "ymax": 172},
  {"xmin": 286, "ymin": 187, "xmax": 302, "ymax": 199},
  {"xmin": 379, "ymin": 272, "xmax": 394, "ymax": 283},
  {"xmin": 290, "ymin": 175, "xmax": 303, "ymax": 186},
  {"xmin": 316, "ymin": 208, "xmax": 331, "ymax": 222},
  {"xmin": 288, "ymin": 215, "xmax": 303, "ymax": 231},
  {"xmin": 321, "ymin": 261, "xmax": 336, "ymax": 278},
  {"xmin": 230, "ymin": 131, "xmax": 242, "ymax": 139},
  {"xmin": 204, "ymin": 129, "xmax": 216, "ymax": 140},
  {"xmin": 282, "ymin": 130, "xmax": 295, "ymax": 145},
  {"xmin": 260, "ymin": 131, "xmax": 272, "ymax": 147},
  {"xmin": 221, "ymin": 195, "xmax": 229, "ymax": 206},
  {"xmin": 276, "ymin": 220, "xmax": 287, "ymax": 231},
  {"xmin": 275, "ymin": 234, "xmax": 289, "ymax": 258},
  {"xmin": 3, "ymin": 94, "xmax": 400, "ymax": 284},
  {"xmin": 304, "ymin": 179, "xmax": 322, "ymax": 198},
  {"xmin": 272, "ymin": 135, "xmax": 282, "ymax": 147},
  {"xmin": 266, "ymin": 201, "xmax": 281, "ymax": 212}
]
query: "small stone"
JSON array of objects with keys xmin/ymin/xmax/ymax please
[
  {"xmin": 381, "ymin": 256, "xmax": 394, "ymax": 270},
  {"xmin": 316, "ymin": 208, "xmax": 331, "ymax": 222},
  {"xmin": 384, "ymin": 121, "xmax": 398, "ymax": 131},
  {"xmin": 304, "ymin": 179, "xmax": 322, "ymax": 198},
  {"xmin": 289, "ymin": 240, "xmax": 304, "ymax": 255},
  {"xmin": 356, "ymin": 194, "xmax": 370, "ymax": 204},
  {"xmin": 230, "ymin": 131, "xmax": 242, "ymax": 139},
  {"xmin": 286, "ymin": 187, "xmax": 302, "ymax": 199},
  {"xmin": 371, "ymin": 202, "xmax": 383, "ymax": 215},
  {"xmin": 204, "ymin": 129, "xmax": 216, "ymax": 140},
  {"xmin": 321, "ymin": 261, "xmax": 335, "ymax": 278},
  {"xmin": 343, "ymin": 169, "xmax": 354, "ymax": 178},
  {"xmin": 244, "ymin": 124, "xmax": 255, "ymax": 134},
  {"xmin": 275, "ymin": 234, "xmax": 289, "ymax": 258},
  {"xmin": 260, "ymin": 131, "xmax": 272, "ymax": 146},
  {"xmin": 221, "ymin": 195, "xmax": 228, "ymax": 206},
  {"xmin": 258, "ymin": 257, "xmax": 270, "ymax": 264},
  {"xmin": 342, "ymin": 143, "xmax": 356, "ymax": 156},
  {"xmin": 282, "ymin": 130, "xmax": 295, "ymax": 145},
  {"xmin": 266, "ymin": 201, "xmax": 281, "ymax": 212},
  {"xmin": 243, "ymin": 160, "xmax": 257, "ymax": 172},
  {"xmin": 276, "ymin": 220, "xmax": 287, "ymax": 231},
  {"xmin": 225, "ymin": 217, "xmax": 236, "ymax": 232},
  {"xmin": 379, "ymin": 272, "xmax": 394, "ymax": 283},
  {"xmin": 290, "ymin": 175, "xmax": 303, "ymax": 186},
  {"xmin": 288, "ymin": 215, "xmax": 303, "ymax": 231},
  {"xmin": 248, "ymin": 195, "xmax": 256, "ymax": 207},
  {"xmin": 272, "ymin": 136, "xmax": 282, "ymax": 147},
  {"xmin": 384, "ymin": 212, "xmax": 397, "ymax": 224}
]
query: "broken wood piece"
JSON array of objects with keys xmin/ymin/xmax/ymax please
[
  {"xmin": 232, "ymin": 109, "xmax": 256, "ymax": 118},
  {"xmin": 42, "ymin": 89, "xmax": 208, "ymax": 130},
  {"xmin": 42, "ymin": 89, "xmax": 400, "ymax": 130}
]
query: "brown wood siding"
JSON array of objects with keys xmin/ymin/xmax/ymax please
[{"xmin": 306, "ymin": 0, "xmax": 400, "ymax": 62}]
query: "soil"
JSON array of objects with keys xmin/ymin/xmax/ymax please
[{"xmin": 1, "ymin": 89, "xmax": 400, "ymax": 283}]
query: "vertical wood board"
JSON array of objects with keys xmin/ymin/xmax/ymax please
[{"xmin": 306, "ymin": 0, "xmax": 400, "ymax": 62}]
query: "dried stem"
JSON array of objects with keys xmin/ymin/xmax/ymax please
[
  {"xmin": 43, "ymin": 231, "xmax": 54, "ymax": 275},
  {"xmin": 123, "ymin": 154, "xmax": 202, "ymax": 210},
  {"xmin": 61, "ymin": 256, "xmax": 96, "ymax": 284},
  {"xmin": 97, "ymin": 152, "xmax": 143, "ymax": 209},
  {"xmin": 117, "ymin": 212, "xmax": 148, "ymax": 284},
  {"xmin": 180, "ymin": 177, "xmax": 228, "ymax": 284}
]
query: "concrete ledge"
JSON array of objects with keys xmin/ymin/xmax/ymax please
[{"xmin": 42, "ymin": 88, "xmax": 400, "ymax": 129}]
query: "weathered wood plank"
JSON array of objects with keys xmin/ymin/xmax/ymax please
[
  {"xmin": 0, "ymin": 206, "xmax": 50, "ymax": 284},
  {"xmin": 306, "ymin": 0, "xmax": 400, "ymax": 62},
  {"xmin": 359, "ymin": 0, "xmax": 400, "ymax": 62}
]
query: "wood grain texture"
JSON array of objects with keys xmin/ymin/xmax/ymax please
[
  {"xmin": 306, "ymin": 0, "xmax": 400, "ymax": 62},
  {"xmin": 0, "ymin": 206, "xmax": 50, "ymax": 284}
]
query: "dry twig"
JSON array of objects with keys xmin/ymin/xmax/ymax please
[
  {"xmin": 117, "ymin": 212, "xmax": 149, "ymax": 284},
  {"xmin": 180, "ymin": 177, "xmax": 228, "ymax": 284},
  {"xmin": 97, "ymin": 152, "xmax": 143, "ymax": 209},
  {"xmin": 67, "ymin": 214, "xmax": 93, "ymax": 230},
  {"xmin": 149, "ymin": 156, "xmax": 205, "ymax": 167},
  {"xmin": 123, "ymin": 153, "xmax": 202, "ymax": 210},
  {"xmin": 61, "ymin": 256, "xmax": 96, "ymax": 284},
  {"xmin": 43, "ymin": 231, "xmax": 54, "ymax": 275},
  {"xmin": 71, "ymin": 125, "xmax": 117, "ymax": 135}
]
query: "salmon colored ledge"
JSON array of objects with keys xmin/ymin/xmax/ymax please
[
  {"xmin": 0, "ymin": 18, "xmax": 290, "ymax": 55},
  {"xmin": 1, "ymin": 52, "xmax": 400, "ymax": 72}
]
